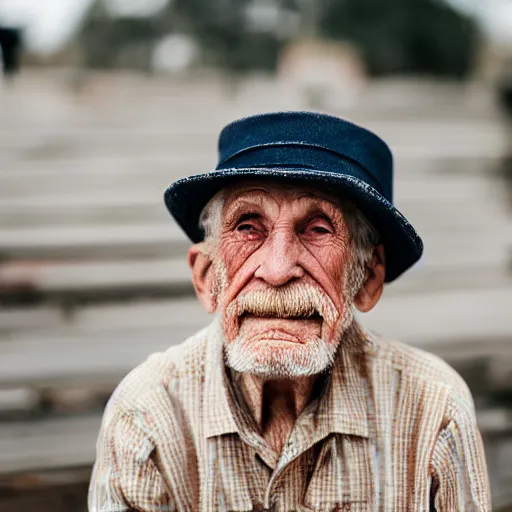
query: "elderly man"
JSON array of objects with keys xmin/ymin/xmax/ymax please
[{"xmin": 89, "ymin": 112, "xmax": 490, "ymax": 511}]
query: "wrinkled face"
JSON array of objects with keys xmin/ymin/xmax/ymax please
[{"xmin": 212, "ymin": 181, "xmax": 361, "ymax": 378}]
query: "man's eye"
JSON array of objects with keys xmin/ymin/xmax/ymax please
[
  {"xmin": 311, "ymin": 226, "xmax": 330, "ymax": 234},
  {"xmin": 237, "ymin": 223, "xmax": 256, "ymax": 232},
  {"xmin": 303, "ymin": 225, "xmax": 331, "ymax": 235}
]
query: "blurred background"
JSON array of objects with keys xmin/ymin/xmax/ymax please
[{"xmin": 0, "ymin": 0, "xmax": 511, "ymax": 510}]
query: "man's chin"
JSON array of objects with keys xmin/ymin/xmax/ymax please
[{"xmin": 224, "ymin": 336, "xmax": 338, "ymax": 378}]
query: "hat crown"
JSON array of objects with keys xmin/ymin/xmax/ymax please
[{"xmin": 217, "ymin": 111, "xmax": 394, "ymax": 202}]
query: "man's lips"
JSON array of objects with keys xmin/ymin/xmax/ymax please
[
  {"xmin": 239, "ymin": 312, "xmax": 323, "ymax": 321},
  {"xmin": 238, "ymin": 314, "xmax": 322, "ymax": 343}
]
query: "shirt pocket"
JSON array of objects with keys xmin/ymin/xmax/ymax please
[
  {"xmin": 303, "ymin": 436, "xmax": 372, "ymax": 512},
  {"xmin": 203, "ymin": 436, "xmax": 261, "ymax": 512}
]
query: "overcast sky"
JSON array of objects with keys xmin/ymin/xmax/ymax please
[
  {"xmin": 0, "ymin": 0, "xmax": 511, "ymax": 54},
  {"xmin": 0, "ymin": 0, "xmax": 94, "ymax": 53}
]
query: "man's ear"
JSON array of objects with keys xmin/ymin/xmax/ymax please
[
  {"xmin": 353, "ymin": 244, "xmax": 385, "ymax": 313},
  {"xmin": 188, "ymin": 242, "xmax": 217, "ymax": 313}
]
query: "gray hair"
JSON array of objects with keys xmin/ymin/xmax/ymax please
[
  {"xmin": 198, "ymin": 189, "xmax": 379, "ymax": 293},
  {"xmin": 198, "ymin": 189, "xmax": 226, "ymax": 255}
]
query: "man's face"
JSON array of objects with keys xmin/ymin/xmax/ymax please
[{"xmin": 210, "ymin": 181, "xmax": 362, "ymax": 378}]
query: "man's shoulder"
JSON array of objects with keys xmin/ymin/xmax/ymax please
[
  {"xmin": 106, "ymin": 322, "xmax": 212, "ymax": 416},
  {"xmin": 370, "ymin": 335, "xmax": 472, "ymax": 403}
]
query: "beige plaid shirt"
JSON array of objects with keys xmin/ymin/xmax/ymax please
[{"xmin": 88, "ymin": 317, "xmax": 491, "ymax": 511}]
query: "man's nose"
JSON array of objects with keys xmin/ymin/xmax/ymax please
[{"xmin": 254, "ymin": 229, "xmax": 304, "ymax": 286}]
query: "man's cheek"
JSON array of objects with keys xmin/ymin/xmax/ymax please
[
  {"xmin": 219, "ymin": 240, "xmax": 259, "ymax": 277},
  {"xmin": 211, "ymin": 259, "xmax": 229, "ymax": 297},
  {"xmin": 320, "ymin": 249, "xmax": 350, "ymax": 295}
]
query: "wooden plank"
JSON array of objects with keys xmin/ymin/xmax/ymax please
[
  {"xmin": 1, "ymin": 255, "xmax": 511, "ymax": 308},
  {"xmin": 0, "ymin": 164, "xmax": 210, "ymax": 200},
  {"xmin": 0, "ymin": 258, "xmax": 193, "ymax": 300},
  {"xmin": 2, "ymin": 134, "xmax": 497, "ymax": 162},
  {"xmin": 0, "ymin": 153, "xmax": 502, "ymax": 188},
  {"xmin": 0, "ymin": 389, "xmax": 39, "ymax": 414},
  {"xmin": 0, "ymin": 414, "xmax": 101, "ymax": 474},
  {"xmin": 387, "ymin": 263, "xmax": 512, "ymax": 295},
  {"xmin": 0, "ymin": 172, "xmax": 503, "ymax": 202},
  {"xmin": 0, "ymin": 165, "xmax": 503, "ymax": 199},
  {"xmin": 0, "ymin": 307, "xmax": 62, "ymax": 334},
  {"xmin": 0, "ymin": 199, "xmax": 167, "ymax": 227},
  {"xmin": 0, "ymin": 79, "xmax": 498, "ymax": 123},
  {"xmin": 1, "ymin": 118, "xmax": 503, "ymax": 144},
  {"xmin": 0, "ymin": 221, "xmax": 509, "ymax": 263},
  {"xmin": 11, "ymin": 297, "xmax": 205, "ymax": 335},
  {"xmin": 0, "ymin": 224, "xmax": 190, "ymax": 260},
  {"xmin": 3, "ymin": 257, "xmax": 512, "ymax": 336},
  {"xmin": 0, "ymin": 299, "xmax": 209, "ymax": 387},
  {"xmin": 0, "ymin": 466, "xmax": 92, "ymax": 490},
  {"xmin": 364, "ymin": 287, "xmax": 512, "ymax": 355},
  {"xmin": 0, "ymin": 288, "xmax": 511, "ymax": 388},
  {"xmin": 0, "ymin": 325, "xmax": 201, "ymax": 388},
  {"xmin": 487, "ymin": 357, "xmax": 512, "ymax": 390},
  {"xmin": 0, "ymin": 189, "xmax": 508, "ymax": 230}
]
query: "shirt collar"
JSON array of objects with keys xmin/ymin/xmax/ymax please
[
  {"xmin": 314, "ymin": 338, "xmax": 372, "ymax": 439},
  {"xmin": 203, "ymin": 316, "xmax": 240, "ymax": 438}
]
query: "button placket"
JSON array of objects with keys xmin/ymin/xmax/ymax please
[{"xmin": 263, "ymin": 471, "xmax": 282, "ymax": 510}]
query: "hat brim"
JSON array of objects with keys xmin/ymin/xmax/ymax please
[{"xmin": 164, "ymin": 167, "xmax": 423, "ymax": 283}]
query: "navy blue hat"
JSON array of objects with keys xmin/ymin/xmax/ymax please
[{"xmin": 164, "ymin": 111, "xmax": 423, "ymax": 282}]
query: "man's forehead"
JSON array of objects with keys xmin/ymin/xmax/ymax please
[{"xmin": 221, "ymin": 179, "xmax": 342, "ymax": 208}]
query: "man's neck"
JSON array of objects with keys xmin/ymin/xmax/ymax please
[
  {"xmin": 231, "ymin": 371, "xmax": 320, "ymax": 455},
  {"xmin": 225, "ymin": 321, "xmax": 367, "ymax": 455}
]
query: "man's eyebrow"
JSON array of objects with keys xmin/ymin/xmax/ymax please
[
  {"xmin": 304, "ymin": 209, "xmax": 333, "ymax": 221},
  {"xmin": 300, "ymin": 208, "xmax": 337, "ymax": 230},
  {"xmin": 301, "ymin": 200, "xmax": 342, "ymax": 222},
  {"xmin": 222, "ymin": 200, "xmax": 264, "ymax": 226},
  {"xmin": 236, "ymin": 212, "xmax": 262, "ymax": 224}
]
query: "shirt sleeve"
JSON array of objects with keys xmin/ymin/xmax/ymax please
[
  {"xmin": 430, "ymin": 385, "xmax": 491, "ymax": 511},
  {"xmin": 88, "ymin": 408, "xmax": 175, "ymax": 512}
]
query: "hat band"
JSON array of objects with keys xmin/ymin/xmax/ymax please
[{"xmin": 216, "ymin": 144, "xmax": 387, "ymax": 199}]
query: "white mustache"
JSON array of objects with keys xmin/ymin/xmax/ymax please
[{"xmin": 226, "ymin": 282, "xmax": 339, "ymax": 326}]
